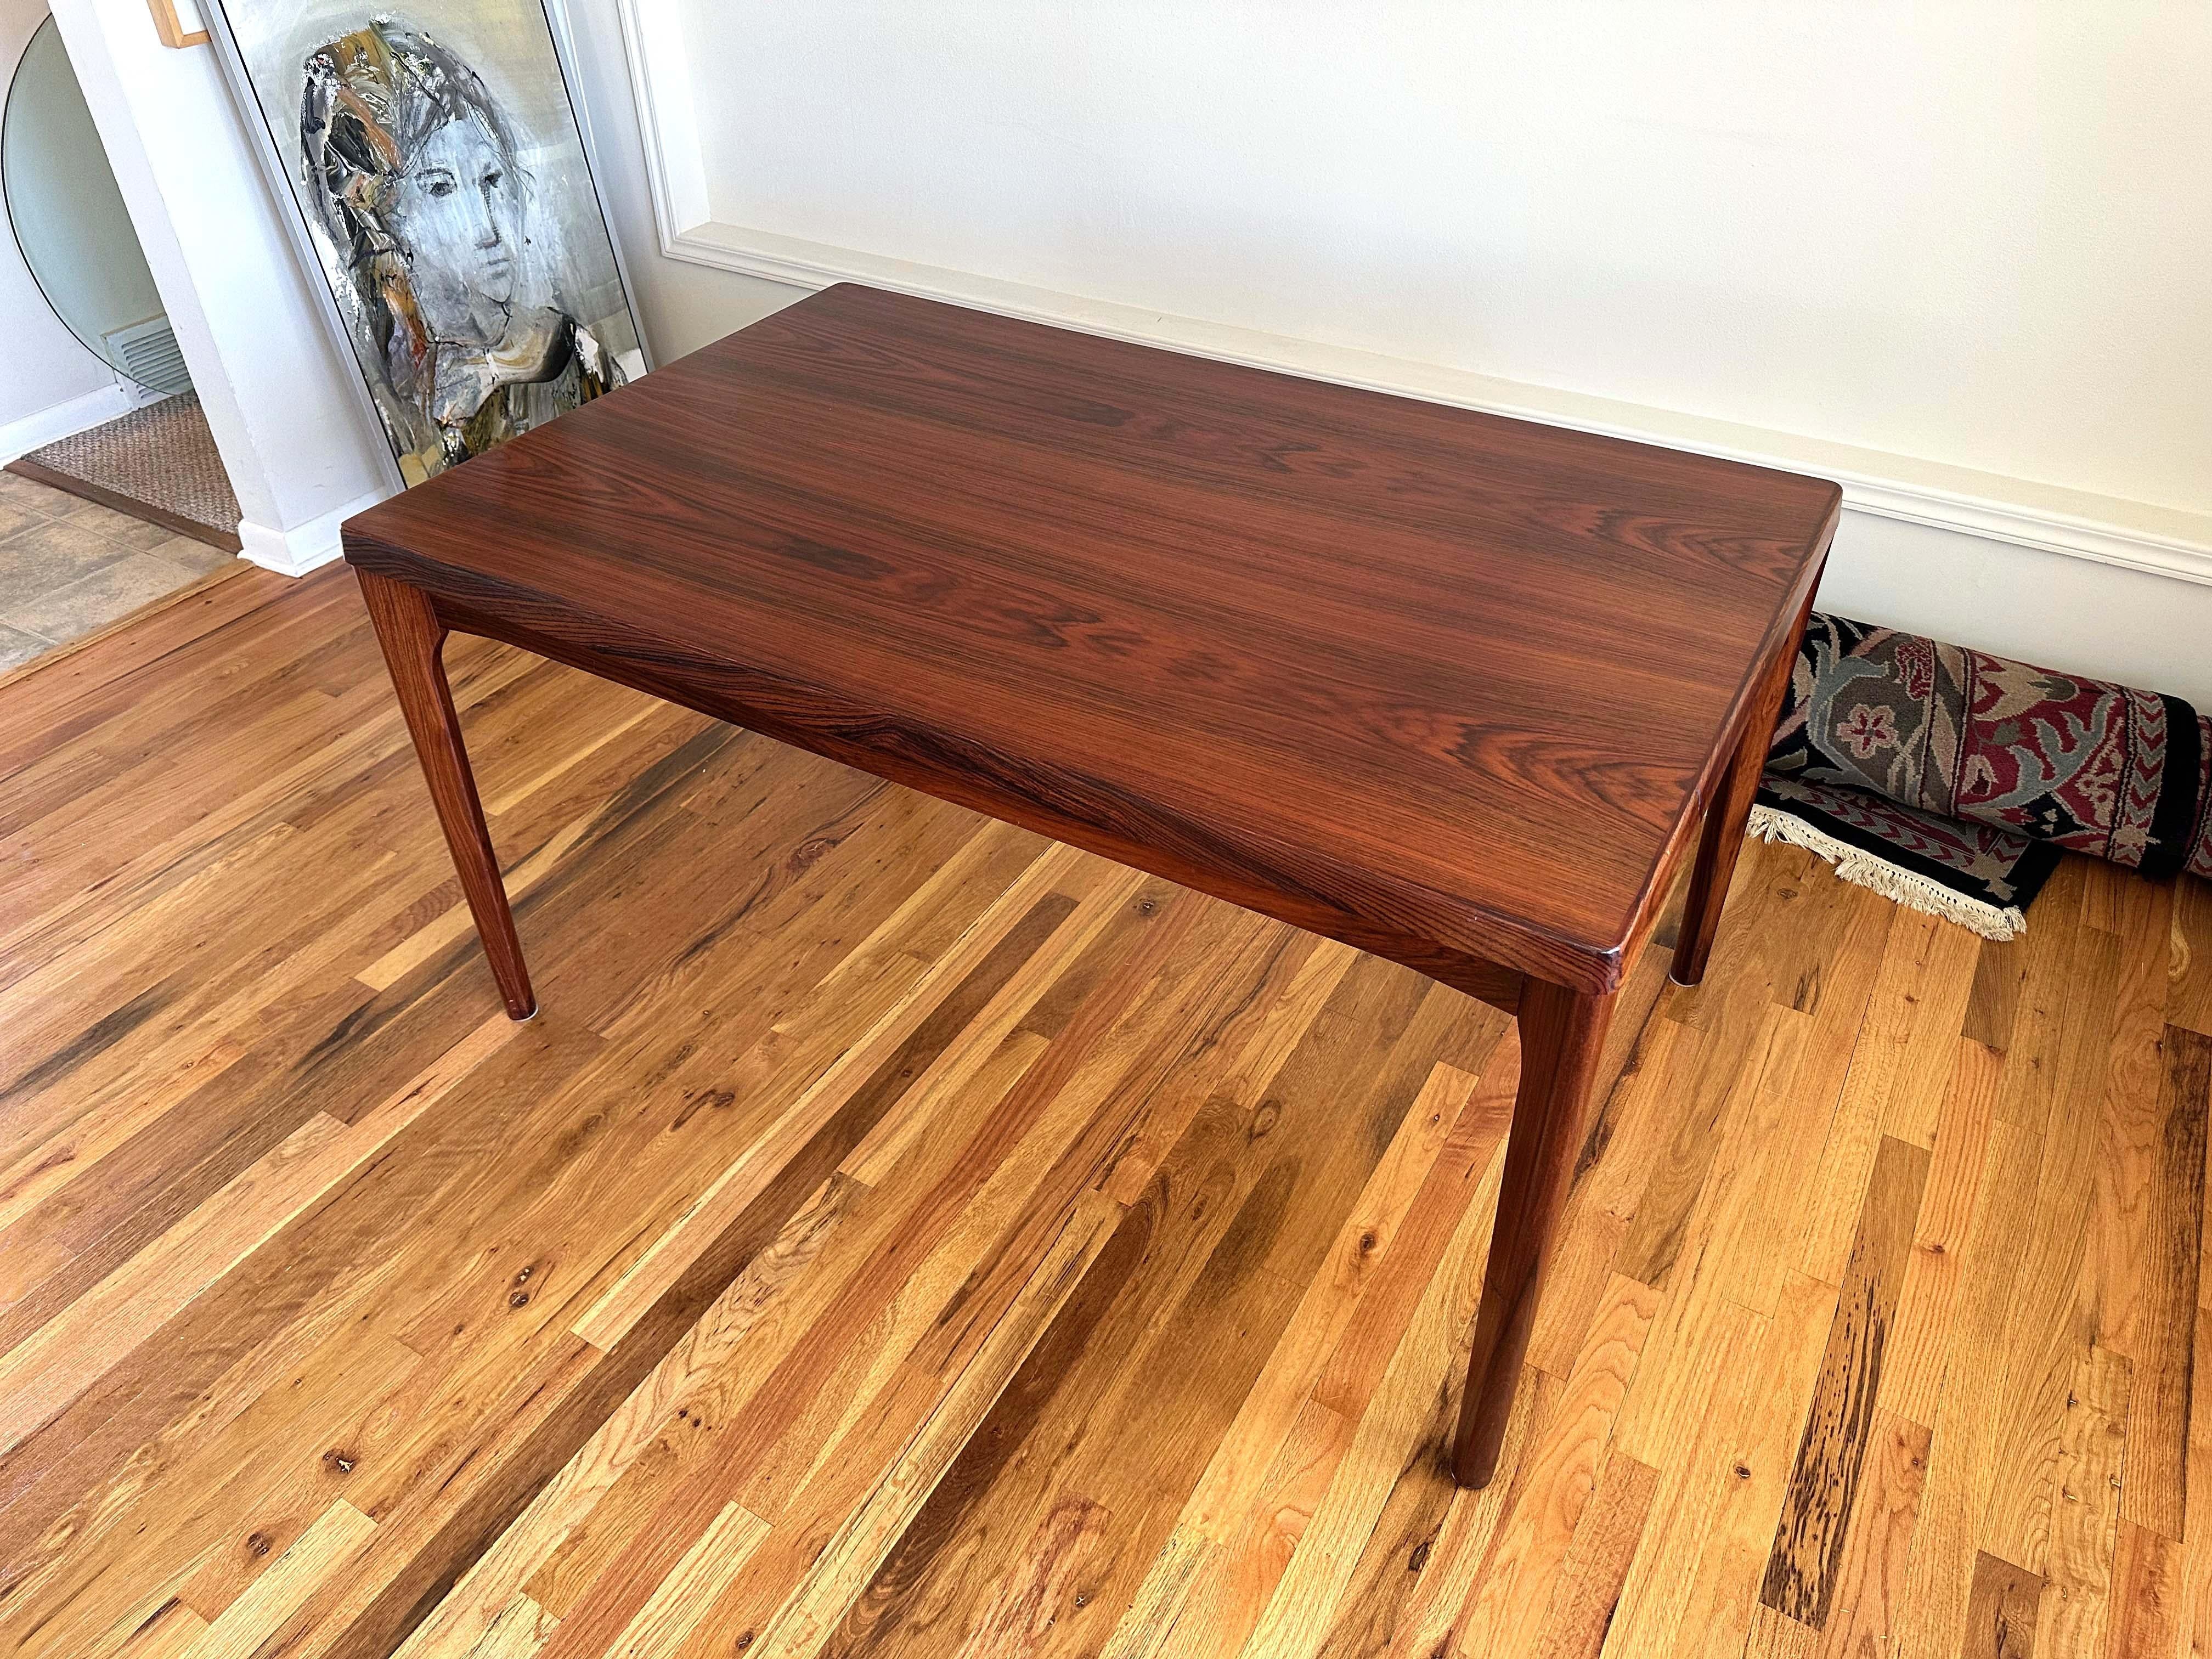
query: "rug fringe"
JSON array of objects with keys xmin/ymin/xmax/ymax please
[{"xmin": 1747, "ymin": 803, "xmax": 2027, "ymax": 942}]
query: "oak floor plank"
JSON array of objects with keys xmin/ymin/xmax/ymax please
[
  {"xmin": 273, "ymin": 843, "xmax": 1070, "ymax": 1656},
  {"xmin": 1799, "ymin": 910, "xmax": 1979, "ymax": 1286},
  {"xmin": 1609, "ymin": 1017, "xmax": 1730, "ymax": 1296},
  {"xmin": 746, "ymin": 1190, "xmax": 1126, "ymax": 1658},
  {"xmin": 2108, "ymin": 1517, "xmax": 2179, "ymax": 1659},
  {"xmin": 1812, "ymin": 1407, "xmax": 1929, "ymax": 1659},
  {"xmin": 1671, "ymin": 1269, "xmax": 1839, "ymax": 1657},
  {"xmin": 543, "ymin": 906, "xmax": 1278, "ymax": 1655},
  {"xmin": 2037, "ymin": 1345, "xmax": 2131, "ymax": 1658},
  {"xmin": 1522, "ymin": 1013, "xmax": 1683, "ymax": 1381},
  {"xmin": 1232, "ymin": 1073, "xmax": 1517, "ymax": 1659},
  {"xmin": 1761, "ymin": 1134, "xmax": 1931, "ymax": 1628},
  {"xmin": 1961, "ymin": 1550, "xmax": 2047, "ymax": 1659},
  {"xmin": 1102, "ymin": 1059, "xmax": 1504, "ymax": 1659},
  {"xmin": 0, "ymin": 1320, "xmax": 413, "ymax": 1658},
  {"xmin": 1987, "ymin": 856, "xmax": 2092, "ymax": 1136},
  {"xmin": 1982, "ymin": 928, "xmax": 2128, "ymax": 1575},
  {"xmin": 1178, "ymin": 1057, "xmax": 1497, "ymax": 1548},
  {"xmin": 2172, "ymin": 874, "xmax": 2212, "ymax": 1039},
  {"xmin": 2170, "ymin": 1314, "xmax": 2212, "ymax": 1659},
  {"xmin": 606, "ymin": 1500, "xmax": 771, "ymax": 1659},
  {"xmin": 1745, "ymin": 1602, "xmax": 1820, "ymax": 1659},
  {"xmin": 2112, "ymin": 1024, "xmax": 2212, "ymax": 1544},
  {"xmin": 1193, "ymin": 1398, "xmax": 1355, "ymax": 1658},
  {"xmin": 1441, "ymin": 1273, "xmax": 1660, "ymax": 1659},
  {"xmin": 1878, "ymin": 1037, "xmax": 2003, "ymax": 1430},
  {"xmin": 2080, "ymin": 874, "xmax": 2186, "ymax": 1544},
  {"xmin": 392, "ymin": 1176, "xmax": 864, "ymax": 1658},
  {"xmin": 178, "ymin": 1499, "xmax": 377, "ymax": 1659},
  {"xmin": 1531, "ymin": 1448, "xmax": 1661, "ymax": 1659},
  {"xmin": 1593, "ymin": 1295, "xmax": 1768, "ymax": 1657},
  {"xmin": 1610, "ymin": 1007, "xmax": 1816, "ymax": 1472},
  {"xmin": 0, "ymin": 1014, "xmax": 514, "ymax": 1455},
  {"xmin": 1890, "ymin": 1121, "xmax": 2045, "ymax": 1657},
  {"xmin": 568, "ymin": 856, "xmax": 1102, "ymax": 1350},
  {"xmin": 813, "ymin": 956, "xmax": 1457, "ymax": 1658}
]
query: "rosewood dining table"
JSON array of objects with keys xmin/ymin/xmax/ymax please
[{"xmin": 344, "ymin": 283, "xmax": 1841, "ymax": 1489}]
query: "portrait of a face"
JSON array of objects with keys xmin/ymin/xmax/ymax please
[
  {"xmin": 206, "ymin": 3, "xmax": 646, "ymax": 485},
  {"xmin": 387, "ymin": 108, "xmax": 522, "ymax": 347}
]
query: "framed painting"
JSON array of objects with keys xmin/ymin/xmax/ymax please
[{"xmin": 200, "ymin": 0, "xmax": 650, "ymax": 486}]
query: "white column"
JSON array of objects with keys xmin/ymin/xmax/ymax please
[{"xmin": 49, "ymin": 0, "xmax": 392, "ymax": 573}]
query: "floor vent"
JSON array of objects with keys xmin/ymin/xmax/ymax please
[{"xmin": 102, "ymin": 314, "xmax": 193, "ymax": 396}]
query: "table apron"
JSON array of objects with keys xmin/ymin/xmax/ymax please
[{"xmin": 425, "ymin": 588, "xmax": 1531, "ymax": 1017}]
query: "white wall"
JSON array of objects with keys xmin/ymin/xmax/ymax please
[
  {"xmin": 0, "ymin": 0, "xmax": 130, "ymax": 460},
  {"xmin": 680, "ymin": 3, "xmax": 2211, "ymax": 520},
  {"xmin": 558, "ymin": 0, "xmax": 799, "ymax": 360},
  {"xmin": 563, "ymin": 0, "xmax": 2212, "ymax": 703},
  {"xmin": 48, "ymin": 0, "xmax": 390, "ymax": 571}
]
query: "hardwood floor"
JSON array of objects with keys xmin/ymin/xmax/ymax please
[{"xmin": 1, "ymin": 563, "xmax": 2207, "ymax": 1658}]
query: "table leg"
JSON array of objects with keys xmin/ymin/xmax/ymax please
[
  {"xmin": 357, "ymin": 569, "xmax": 537, "ymax": 1022},
  {"xmin": 1452, "ymin": 978, "xmax": 1614, "ymax": 1487},
  {"xmin": 1668, "ymin": 731, "xmax": 1763, "ymax": 989},
  {"xmin": 1670, "ymin": 600, "xmax": 1813, "ymax": 987}
]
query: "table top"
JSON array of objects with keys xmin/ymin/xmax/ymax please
[{"xmin": 345, "ymin": 284, "xmax": 1839, "ymax": 994}]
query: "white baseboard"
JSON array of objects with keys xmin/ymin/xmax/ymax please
[
  {"xmin": 0, "ymin": 382, "xmax": 142, "ymax": 466},
  {"xmin": 237, "ymin": 486, "xmax": 391, "ymax": 578}
]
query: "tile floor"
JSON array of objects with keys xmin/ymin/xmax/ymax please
[{"xmin": 0, "ymin": 467, "xmax": 238, "ymax": 675}]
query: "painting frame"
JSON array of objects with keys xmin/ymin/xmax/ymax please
[{"xmin": 198, "ymin": 0, "xmax": 653, "ymax": 492}]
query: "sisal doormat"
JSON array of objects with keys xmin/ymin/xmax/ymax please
[
  {"xmin": 1759, "ymin": 613, "xmax": 2212, "ymax": 940},
  {"xmin": 5, "ymin": 393, "xmax": 242, "ymax": 552}
]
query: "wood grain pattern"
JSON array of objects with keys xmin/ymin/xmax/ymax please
[
  {"xmin": 357, "ymin": 571, "xmax": 535, "ymax": 1020},
  {"xmin": 1671, "ymin": 584, "xmax": 1814, "ymax": 989},
  {"xmin": 2171, "ymin": 876, "xmax": 2212, "ymax": 1039},
  {"xmin": 1454, "ymin": 980, "xmax": 1615, "ymax": 1485},
  {"xmin": 1, "ymin": 564, "xmax": 2206, "ymax": 1659},
  {"xmin": 1532, "ymin": 1449, "xmax": 1660, "ymax": 1659},
  {"xmin": 1878, "ymin": 1036, "xmax": 2002, "ymax": 1430},
  {"xmin": 1672, "ymin": 1268, "xmax": 1841, "ymax": 1658},
  {"xmin": 1813, "ymin": 1408, "xmax": 1929, "ymax": 1659},
  {"xmin": 1760, "ymin": 1133, "xmax": 1930, "ymax": 1627},
  {"xmin": 1891, "ymin": 1121, "xmax": 2044, "ymax": 1658},
  {"xmin": 2041, "ymin": 1345, "xmax": 2132, "ymax": 1657},
  {"xmin": 1963, "ymin": 1551, "xmax": 2047, "ymax": 1659},
  {"xmin": 1442, "ymin": 1273, "xmax": 1659, "ymax": 1658},
  {"xmin": 343, "ymin": 282, "xmax": 1838, "ymax": 998},
  {"xmin": 1984, "ymin": 927, "xmax": 2130, "ymax": 1575},
  {"xmin": 2117, "ymin": 1024, "xmax": 2212, "ymax": 1544},
  {"xmin": 2111, "ymin": 1519, "xmax": 2180, "ymax": 1659}
]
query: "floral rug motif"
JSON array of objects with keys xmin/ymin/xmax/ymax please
[{"xmin": 1758, "ymin": 614, "xmax": 2212, "ymax": 939}]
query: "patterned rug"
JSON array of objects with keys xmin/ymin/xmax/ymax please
[
  {"xmin": 5, "ymin": 393, "xmax": 242, "ymax": 552},
  {"xmin": 1756, "ymin": 614, "xmax": 2212, "ymax": 939}
]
